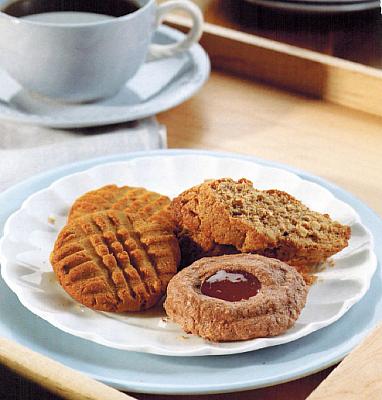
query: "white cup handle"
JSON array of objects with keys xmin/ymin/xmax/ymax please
[{"xmin": 148, "ymin": 0, "xmax": 203, "ymax": 60}]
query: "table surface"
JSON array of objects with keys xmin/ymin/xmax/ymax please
[{"xmin": 2, "ymin": 2, "xmax": 382, "ymax": 398}]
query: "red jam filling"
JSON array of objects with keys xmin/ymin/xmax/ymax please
[{"xmin": 200, "ymin": 270, "xmax": 261, "ymax": 302}]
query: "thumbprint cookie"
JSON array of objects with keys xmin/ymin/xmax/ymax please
[{"xmin": 164, "ymin": 254, "xmax": 308, "ymax": 341}]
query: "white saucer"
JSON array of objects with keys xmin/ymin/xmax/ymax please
[
  {"xmin": 0, "ymin": 26, "xmax": 210, "ymax": 128},
  {"xmin": 245, "ymin": 0, "xmax": 379, "ymax": 12}
]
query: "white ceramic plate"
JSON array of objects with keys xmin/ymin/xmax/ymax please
[
  {"xmin": 0, "ymin": 26, "xmax": 210, "ymax": 128},
  {"xmin": 0, "ymin": 154, "xmax": 376, "ymax": 356}
]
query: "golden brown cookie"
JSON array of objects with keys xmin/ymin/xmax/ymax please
[
  {"xmin": 164, "ymin": 254, "xmax": 308, "ymax": 341},
  {"xmin": 51, "ymin": 209, "xmax": 180, "ymax": 312},
  {"xmin": 170, "ymin": 178, "xmax": 351, "ymax": 270},
  {"xmin": 68, "ymin": 184, "xmax": 172, "ymax": 229}
]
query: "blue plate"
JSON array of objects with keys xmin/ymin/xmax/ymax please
[{"xmin": 0, "ymin": 149, "xmax": 381, "ymax": 394}]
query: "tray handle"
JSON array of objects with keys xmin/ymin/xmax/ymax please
[{"xmin": 0, "ymin": 337, "xmax": 136, "ymax": 400}]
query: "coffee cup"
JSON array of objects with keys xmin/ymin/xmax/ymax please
[{"xmin": 0, "ymin": 0, "xmax": 203, "ymax": 103}]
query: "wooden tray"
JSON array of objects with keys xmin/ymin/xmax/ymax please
[
  {"xmin": 167, "ymin": 14, "xmax": 382, "ymax": 118},
  {"xmin": 1, "ymin": 11, "xmax": 382, "ymax": 400}
]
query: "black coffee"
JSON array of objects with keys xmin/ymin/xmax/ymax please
[{"xmin": 2, "ymin": 0, "xmax": 140, "ymax": 18}]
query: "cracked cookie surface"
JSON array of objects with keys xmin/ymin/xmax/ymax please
[{"xmin": 170, "ymin": 178, "xmax": 350, "ymax": 270}]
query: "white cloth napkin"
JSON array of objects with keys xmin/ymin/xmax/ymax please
[{"xmin": 0, "ymin": 117, "xmax": 166, "ymax": 192}]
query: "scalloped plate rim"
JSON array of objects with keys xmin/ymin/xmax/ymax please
[{"xmin": 0, "ymin": 151, "xmax": 377, "ymax": 356}]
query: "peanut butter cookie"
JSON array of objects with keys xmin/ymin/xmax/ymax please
[
  {"xmin": 170, "ymin": 178, "xmax": 350, "ymax": 270},
  {"xmin": 68, "ymin": 184, "xmax": 172, "ymax": 229},
  {"xmin": 51, "ymin": 209, "xmax": 180, "ymax": 312},
  {"xmin": 164, "ymin": 254, "xmax": 308, "ymax": 341}
]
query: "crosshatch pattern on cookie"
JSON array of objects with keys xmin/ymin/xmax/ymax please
[
  {"xmin": 51, "ymin": 209, "xmax": 180, "ymax": 312},
  {"xmin": 68, "ymin": 184, "xmax": 172, "ymax": 227}
]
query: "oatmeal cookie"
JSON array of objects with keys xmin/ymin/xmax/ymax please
[
  {"xmin": 68, "ymin": 184, "xmax": 173, "ymax": 230},
  {"xmin": 51, "ymin": 209, "xmax": 180, "ymax": 312},
  {"xmin": 170, "ymin": 178, "xmax": 350, "ymax": 270},
  {"xmin": 164, "ymin": 254, "xmax": 308, "ymax": 341}
]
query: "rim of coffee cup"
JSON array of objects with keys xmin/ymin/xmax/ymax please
[{"xmin": 0, "ymin": 0, "xmax": 153, "ymax": 27}]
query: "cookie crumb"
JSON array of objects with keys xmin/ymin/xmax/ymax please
[
  {"xmin": 158, "ymin": 317, "xmax": 169, "ymax": 328},
  {"xmin": 48, "ymin": 215, "xmax": 56, "ymax": 225},
  {"xmin": 327, "ymin": 258, "xmax": 335, "ymax": 268}
]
